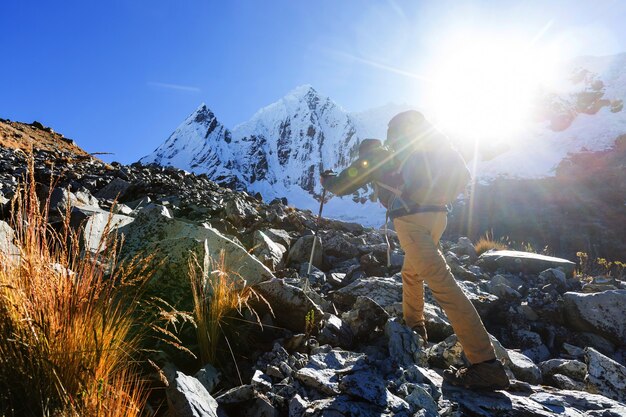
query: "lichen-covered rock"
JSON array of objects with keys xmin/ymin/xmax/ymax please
[
  {"xmin": 563, "ymin": 290, "xmax": 626, "ymax": 345},
  {"xmin": 585, "ymin": 347, "xmax": 626, "ymax": 403}
]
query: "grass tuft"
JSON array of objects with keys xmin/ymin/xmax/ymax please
[
  {"xmin": 189, "ymin": 241, "xmax": 272, "ymax": 382},
  {"xmin": 474, "ymin": 230, "xmax": 509, "ymax": 256},
  {"xmin": 0, "ymin": 156, "xmax": 149, "ymax": 416}
]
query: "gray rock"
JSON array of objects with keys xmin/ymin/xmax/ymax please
[
  {"xmin": 298, "ymin": 395, "xmax": 397, "ymax": 417},
  {"xmin": 299, "ymin": 263, "xmax": 326, "ymax": 287},
  {"xmin": 516, "ymin": 330, "xmax": 551, "ymax": 363},
  {"xmin": 449, "ymin": 237, "xmax": 477, "ymax": 260},
  {"xmin": 95, "ymin": 177, "xmax": 131, "ymax": 200},
  {"xmin": 539, "ymin": 268, "xmax": 567, "ymax": 292},
  {"xmin": 261, "ymin": 228, "xmax": 292, "ymax": 248},
  {"xmin": 323, "ymin": 233, "xmax": 359, "ymax": 259},
  {"xmin": 333, "ymin": 274, "xmax": 402, "ymax": 309},
  {"xmin": 251, "ymin": 370, "xmax": 272, "ymax": 393},
  {"xmin": 194, "ymin": 364, "xmax": 221, "ymax": 393},
  {"xmin": 478, "ymin": 250, "xmax": 575, "ymax": 276},
  {"xmin": 119, "ymin": 205, "xmax": 273, "ymax": 308},
  {"xmin": 422, "ymin": 303, "xmax": 453, "ymax": 342},
  {"xmin": 253, "ymin": 279, "xmax": 324, "ymax": 332},
  {"xmin": 539, "ymin": 359, "xmax": 586, "ymax": 382},
  {"xmin": 386, "ymin": 319, "xmax": 427, "ymax": 368},
  {"xmin": 507, "ymin": 350, "xmax": 542, "ymax": 385},
  {"xmin": 404, "ymin": 384, "xmax": 439, "ymax": 417},
  {"xmin": 0, "ymin": 220, "xmax": 19, "ymax": 261},
  {"xmin": 585, "ymin": 347, "xmax": 626, "ymax": 403},
  {"xmin": 288, "ymin": 235, "xmax": 322, "ymax": 268},
  {"xmin": 551, "ymin": 374, "xmax": 586, "ymax": 391},
  {"xmin": 443, "ymin": 383, "xmax": 626, "ymax": 417},
  {"xmin": 339, "ymin": 369, "xmax": 403, "ymax": 408},
  {"xmin": 563, "ymin": 290, "xmax": 626, "ymax": 345},
  {"xmin": 294, "ymin": 367, "xmax": 340, "ymax": 395},
  {"xmin": 81, "ymin": 209, "xmax": 134, "ymax": 253},
  {"xmin": 215, "ymin": 384, "xmax": 255, "ymax": 404},
  {"xmin": 317, "ymin": 313, "xmax": 353, "ymax": 348},
  {"xmin": 253, "ymin": 230, "xmax": 286, "ymax": 270},
  {"xmin": 428, "ymin": 334, "xmax": 467, "ymax": 369},
  {"xmin": 166, "ymin": 370, "xmax": 220, "ymax": 417},
  {"xmin": 341, "ymin": 296, "xmax": 389, "ymax": 341}
]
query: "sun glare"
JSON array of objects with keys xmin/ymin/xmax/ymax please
[{"xmin": 424, "ymin": 34, "xmax": 561, "ymax": 143}]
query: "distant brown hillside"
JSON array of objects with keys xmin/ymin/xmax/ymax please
[{"xmin": 0, "ymin": 119, "xmax": 93, "ymax": 160}]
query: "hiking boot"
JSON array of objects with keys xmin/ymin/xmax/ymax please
[
  {"xmin": 443, "ymin": 359, "xmax": 510, "ymax": 390},
  {"xmin": 412, "ymin": 325, "xmax": 428, "ymax": 343}
]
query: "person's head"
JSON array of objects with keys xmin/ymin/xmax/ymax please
[
  {"xmin": 358, "ymin": 138, "xmax": 383, "ymax": 157},
  {"xmin": 386, "ymin": 110, "xmax": 427, "ymax": 151}
]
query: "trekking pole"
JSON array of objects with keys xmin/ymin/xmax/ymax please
[{"xmin": 306, "ymin": 188, "xmax": 327, "ymax": 277}]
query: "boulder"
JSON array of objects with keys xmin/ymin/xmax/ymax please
[
  {"xmin": 341, "ymin": 296, "xmax": 390, "ymax": 342},
  {"xmin": 252, "ymin": 279, "xmax": 324, "ymax": 332},
  {"xmin": 288, "ymin": 235, "xmax": 322, "ymax": 268},
  {"xmin": 478, "ymin": 250, "xmax": 575, "ymax": 277},
  {"xmin": 332, "ymin": 275, "xmax": 402, "ymax": 310},
  {"xmin": 252, "ymin": 230, "xmax": 286, "ymax": 270},
  {"xmin": 317, "ymin": 313, "xmax": 353, "ymax": 349},
  {"xmin": 507, "ymin": 350, "xmax": 542, "ymax": 385},
  {"xmin": 80, "ymin": 209, "xmax": 134, "ymax": 253},
  {"xmin": 165, "ymin": 369, "xmax": 220, "ymax": 417},
  {"xmin": 539, "ymin": 359, "xmax": 587, "ymax": 382},
  {"xmin": 323, "ymin": 233, "xmax": 359, "ymax": 259},
  {"xmin": 562, "ymin": 290, "xmax": 626, "ymax": 345},
  {"xmin": 119, "ymin": 204, "xmax": 273, "ymax": 309},
  {"xmin": 585, "ymin": 347, "xmax": 626, "ymax": 403},
  {"xmin": 386, "ymin": 319, "xmax": 427, "ymax": 368},
  {"xmin": 95, "ymin": 177, "xmax": 131, "ymax": 200},
  {"xmin": 339, "ymin": 369, "xmax": 409, "ymax": 411}
]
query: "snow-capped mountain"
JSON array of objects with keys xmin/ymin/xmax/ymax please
[
  {"xmin": 141, "ymin": 85, "xmax": 414, "ymax": 224},
  {"xmin": 141, "ymin": 54, "xmax": 626, "ymax": 226}
]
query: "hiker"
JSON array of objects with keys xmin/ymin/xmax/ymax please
[{"xmin": 320, "ymin": 110, "xmax": 510, "ymax": 390}]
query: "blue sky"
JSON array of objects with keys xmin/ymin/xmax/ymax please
[{"xmin": 2, "ymin": 0, "xmax": 625, "ymax": 163}]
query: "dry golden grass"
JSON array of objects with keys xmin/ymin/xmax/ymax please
[
  {"xmin": 0, "ymin": 157, "xmax": 149, "ymax": 416},
  {"xmin": 189, "ymin": 242, "xmax": 271, "ymax": 382},
  {"xmin": 474, "ymin": 230, "xmax": 509, "ymax": 256}
]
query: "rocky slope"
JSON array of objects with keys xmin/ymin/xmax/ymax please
[{"xmin": 2, "ymin": 120, "xmax": 626, "ymax": 416}]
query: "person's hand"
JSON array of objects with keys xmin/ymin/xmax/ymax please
[{"xmin": 320, "ymin": 170, "xmax": 336, "ymax": 187}]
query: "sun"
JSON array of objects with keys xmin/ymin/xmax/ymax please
[{"xmin": 423, "ymin": 33, "xmax": 560, "ymax": 143}]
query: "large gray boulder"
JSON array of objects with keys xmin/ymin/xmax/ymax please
[
  {"xmin": 288, "ymin": 235, "xmax": 322, "ymax": 267},
  {"xmin": 252, "ymin": 230, "xmax": 286, "ymax": 270},
  {"xmin": 252, "ymin": 279, "xmax": 324, "ymax": 332},
  {"xmin": 563, "ymin": 290, "xmax": 626, "ymax": 345},
  {"xmin": 478, "ymin": 250, "xmax": 575, "ymax": 276},
  {"xmin": 165, "ymin": 368, "xmax": 220, "ymax": 417},
  {"xmin": 332, "ymin": 274, "xmax": 403, "ymax": 310},
  {"xmin": 119, "ymin": 204, "xmax": 273, "ymax": 308},
  {"xmin": 585, "ymin": 347, "xmax": 626, "ymax": 403}
]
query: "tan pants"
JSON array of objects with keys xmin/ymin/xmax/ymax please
[{"xmin": 394, "ymin": 211, "xmax": 496, "ymax": 364}]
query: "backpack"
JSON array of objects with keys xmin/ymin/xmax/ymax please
[
  {"xmin": 399, "ymin": 146, "xmax": 471, "ymax": 206},
  {"xmin": 373, "ymin": 145, "xmax": 471, "ymax": 208}
]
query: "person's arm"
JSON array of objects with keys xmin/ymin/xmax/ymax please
[{"xmin": 321, "ymin": 156, "xmax": 376, "ymax": 196}]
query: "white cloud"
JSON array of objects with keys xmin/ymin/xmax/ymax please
[{"xmin": 147, "ymin": 81, "xmax": 200, "ymax": 92}]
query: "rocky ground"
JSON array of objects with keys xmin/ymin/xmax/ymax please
[{"xmin": 1, "ymin": 119, "xmax": 626, "ymax": 416}]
